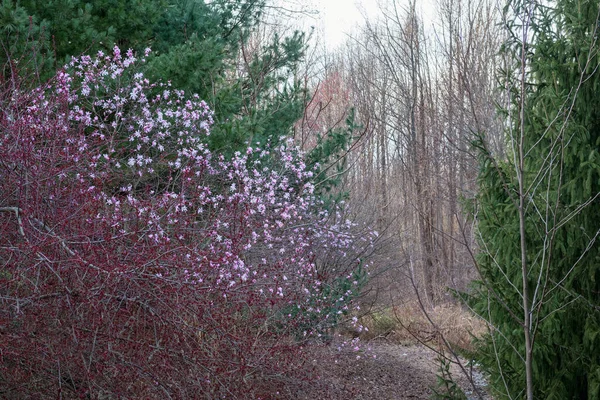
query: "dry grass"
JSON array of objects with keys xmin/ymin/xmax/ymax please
[{"xmin": 356, "ymin": 301, "xmax": 486, "ymax": 352}]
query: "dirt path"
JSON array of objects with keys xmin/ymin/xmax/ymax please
[{"xmin": 297, "ymin": 340, "xmax": 489, "ymax": 400}]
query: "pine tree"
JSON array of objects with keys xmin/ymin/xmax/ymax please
[{"xmin": 467, "ymin": 0, "xmax": 600, "ymax": 398}]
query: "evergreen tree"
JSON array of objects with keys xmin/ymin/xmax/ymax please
[{"xmin": 467, "ymin": 0, "xmax": 600, "ymax": 398}]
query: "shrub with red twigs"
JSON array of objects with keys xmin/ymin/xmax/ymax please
[{"xmin": 0, "ymin": 48, "xmax": 373, "ymax": 398}]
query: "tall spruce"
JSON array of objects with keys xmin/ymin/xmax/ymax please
[{"xmin": 467, "ymin": 0, "xmax": 600, "ymax": 398}]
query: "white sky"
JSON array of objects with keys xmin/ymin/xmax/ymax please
[
  {"xmin": 313, "ymin": 0, "xmax": 378, "ymax": 48},
  {"xmin": 268, "ymin": 0, "xmax": 438, "ymax": 50},
  {"xmin": 311, "ymin": 0, "xmax": 438, "ymax": 49}
]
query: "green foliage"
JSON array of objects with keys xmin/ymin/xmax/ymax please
[
  {"xmin": 280, "ymin": 264, "xmax": 368, "ymax": 342},
  {"xmin": 0, "ymin": 0, "xmax": 164, "ymax": 79},
  {"xmin": 306, "ymin": 109, "xmax": 361, "ymax": 205},
  {"xmin": 0, "ymin": 0, "xmax": 53, "ymax": 83},
  {"xmin": 431, "ymin": 354, "xmax": 467, "ymax": 400},
  {"xmin": 204, "ymin": 30, "xmax": 308, "ymax": 155},
  {"xmin": 466, "ymin": 0, "xmax": 600, "ymax": 398}
]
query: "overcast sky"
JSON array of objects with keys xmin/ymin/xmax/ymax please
[
  {"xmin": 312, "ymin": 0, "xmax": 378, "ymax": 48},
  {"xmin": 268, "ymin": 0, "xmax": 438, "ymax": 50},
  {"xmin": 305, "ymin": 0, "xmax": 437, "ymax": 49}
]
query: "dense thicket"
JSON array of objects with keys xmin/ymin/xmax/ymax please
[
  {"xmin": 467, "ymin": 0, "xmax": 600, "ymax": 398},
  {"xmin": 0, "ymin": 48, "xmax": 372, "ymax": 398}
]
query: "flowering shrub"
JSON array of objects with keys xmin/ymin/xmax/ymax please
[{"xmin": 0, "ymin": 48, "xmax": 373, "ymax": 398}]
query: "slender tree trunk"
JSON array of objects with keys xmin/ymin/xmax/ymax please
[
  {"xmin": 519, "ymin": 182, "xmax": 533, "ymax": 400},
  {"xmin": 519, "ymin": 13, "xmax": 533, "ymax": 398}
]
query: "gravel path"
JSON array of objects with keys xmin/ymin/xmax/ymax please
[{"xmin": 297, "ymin": 340, "xmax": 490, "ymax": 400}]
